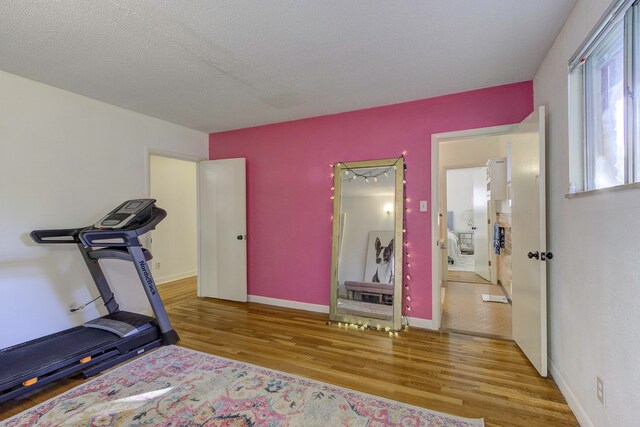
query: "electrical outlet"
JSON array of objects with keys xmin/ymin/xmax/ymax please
[
  {"xmin": 68, "ymin": 302, "xmax": 80, "ymax": 314},
  {"xmin": 155, "ymin": 261, "xmax": 161, "ymax": 270},
  {"xmin": 597, "ymin": 376, "xmax": 605, "ymax": 405},
  {"xmin": 420, "ymin": 200, "xmax": 428, "ymax": 212}
]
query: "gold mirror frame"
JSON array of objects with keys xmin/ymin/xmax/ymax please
[{"xmin": 329, "ymin": 157, "xmax": 404, "ymax": 330}]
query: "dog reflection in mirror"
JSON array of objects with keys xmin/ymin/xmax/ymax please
[{"xmin": 372, "ymin": 237, "xmax": 394, "ymax": 283}]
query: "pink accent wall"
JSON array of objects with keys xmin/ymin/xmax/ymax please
[{"xmin": 210, "ymin": 81, "xmax": 533, "ymax": 320}]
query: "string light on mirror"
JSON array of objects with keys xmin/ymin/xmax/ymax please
[
  {"xmin": 332, "ymin": 320, "xmax": 405, "ymax": 336},
  {"xmin": 330, "ymin": 154, "xmax": 409, "ymax": 334},
  {"xmin": 401, "ymin": 156, "xmax": 412, "ymax": 319},
  {"xmin": 337, "ymin": 155, "xmax": 404, "ymax": 183}
]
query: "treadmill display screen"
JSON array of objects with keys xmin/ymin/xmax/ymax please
[
  {"xmin": 105, "ymin": 213, "xmax": 130, "ymax": 221},
  {"xmin": 93, "ymin": 199, "xmax": 155, "ymax": 229},
  {"xmin": 102, "ymin": 213, "xmax": 130, "ymax": 225}
]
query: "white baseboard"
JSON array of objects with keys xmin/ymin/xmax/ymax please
[
  {"xmin": 247, "ymin": 296, "xmax": 435, "ymax": 330},
  {"xmin": 156, "ymin": 270, "xmax": 197, "ymax": 285},
  {"xmin": 248, "ymin": 295, "xmax": 330, "ymax": 314},
  {"xmin": 406, "ymin": 316, "xmax": 435, "ymax": 330},
  {"xmin": 549, "ymin": 357, "xmax": 592, "ymax": 427}
]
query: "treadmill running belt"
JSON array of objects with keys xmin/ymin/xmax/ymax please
[{"xmin": 0, "ymin": 327, "xmax": 119, "ymax": 384}]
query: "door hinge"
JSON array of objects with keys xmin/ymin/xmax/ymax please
[
  {"xmin": 487, "ymin": 219, "xmax": 490, "ymax": 224},
  {"xmin": 488, "ymin": 260, "xmax": 491, "ymax": 266}
]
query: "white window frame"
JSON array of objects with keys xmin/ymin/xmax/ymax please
[{"xmin": 569, "ymin": 0, "xmax": 640, "ymax": 193}]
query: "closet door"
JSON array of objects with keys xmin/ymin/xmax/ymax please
[{"xmin": 198, "ymin": 158, "xmax": 247, "ymax": 301}]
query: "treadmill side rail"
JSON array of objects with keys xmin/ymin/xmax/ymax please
[
  {"xmin": 129, "ymin": 246, "xmax": 180, "ymax": 345},
  {"xmin": 0, "ymin": 325, "xmax": 160, "ymax": 403},
  {"xmin": 84, "ymin": 318, "xmax": 148, "ymax": 338}
]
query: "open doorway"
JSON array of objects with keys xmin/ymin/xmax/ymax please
[
  {"xmin": 149, "ymin": 155, "xmax": 198, "ymax": 295},
  {"xmin": 434, "ymin": 131, "xmax": 514, "ymax": 340},
  {"xmin": 147, "ymin": 154, "xmax": 247, "ymax": 304},
  {"xmin": 445, "ymin": 167, "xmax": 480, "ymax": 277},
  {"xmin": 432, "ymin": 109, "xmax": 548, "ymax": 375}
]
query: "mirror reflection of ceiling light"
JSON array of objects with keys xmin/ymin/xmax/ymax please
[{"xmin": 384, "ymin": 203, "xmax": 394, "ymax": 215}]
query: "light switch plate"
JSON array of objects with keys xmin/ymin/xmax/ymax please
[{"xmin": 420, "ymin": 200, "xmax": 428, "ymax": 212}]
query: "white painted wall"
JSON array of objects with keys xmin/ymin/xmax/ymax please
[
  {"xmin": 438, "ymin": 136, "xmax": 503, "ymax": 279},
  {"xmin": 439, "ymin": 135, "xmax": 503, "ymax": 225},
  {"xmin": 338, "ymin": 195, "xmax": 395, "ymax": 284},
  {"xmin": 150, "ymin": 156, "xmax": 197, "ymax": 284},
  {"xmin": 0, "ymin": 70, "xmax": 208, "ymax": 349},
  {"xmin": 534, "ymin": 1, "xmax": 640, "ymax": 426},
  {"xmin": 445, "ymin": 168, "xmax": 478, "ymax": 233}
]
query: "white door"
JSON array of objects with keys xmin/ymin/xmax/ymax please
[
  {"xmin": 198, "ymin": 158, "xmax": 247, "ymax": 301},
  {"xmin": 473, "ymin": 168, "xmax": 490, "ymax": 281},
  {"xmin": 511, "ymin": 106, "xmax": 547, "ymax": 376}
]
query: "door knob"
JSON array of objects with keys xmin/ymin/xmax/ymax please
[
  {"xmin": 527, "ymin": 251, "xmax": 539, "ymax": 260},
  {"xmin": 541, "ymin": 252, "xmax": 553, "ymax": 261},
  {"xmin": 237, "ymin": 235, "xmax": 246, "ymax": 240}
]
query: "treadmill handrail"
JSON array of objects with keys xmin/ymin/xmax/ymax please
[
  {"xmin": 88, "ymin": 247, "xmax": 153, "ymax": 262},
  {"xmin": 30, "ymin": 227, "xmax": 88, "ymax": 244},
  {"xmin": 79, "ymin": 229, "xmax": 138, "ymax": 247},
  {"xmin": 79, "ymin": 207, "xmax": 166, "ymax": 247}
]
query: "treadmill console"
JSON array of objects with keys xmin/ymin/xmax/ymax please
[{"xmin": 94, "ymin": 199, "xmax": 155, "ymax": 229}]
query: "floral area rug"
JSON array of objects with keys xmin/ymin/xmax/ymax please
[{"xmin": 3, "ymin": 346, "xmax": 484, "ymax": 427}]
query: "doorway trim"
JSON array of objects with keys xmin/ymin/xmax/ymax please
[
  {"xmin": 144, "ymin": 147, "xmax": 205, "ymax": 198},
  {"xmin": 430, "ymin": 124, "xmax": 515, "ymax": 330},
  {"xmin": 145, "ymin": 147, "xmax": 206, "ymax": 286}
]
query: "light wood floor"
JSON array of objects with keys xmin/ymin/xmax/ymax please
[
  {"xmin": 0, "ymin": 277, "xmax": 577, "ymax": 426},
  {"xmin": 447, "ymin": 270, "xmax": 492, "ymax": 284}
]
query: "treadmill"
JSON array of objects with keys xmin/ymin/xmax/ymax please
[{"xmin": 0, "ymin": 199, "xmax": 179, "ymax": 404}]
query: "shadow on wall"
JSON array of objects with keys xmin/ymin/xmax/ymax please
[{"xmin": 0, "ymin": 234, "xmax": 110, "ymax": 347}]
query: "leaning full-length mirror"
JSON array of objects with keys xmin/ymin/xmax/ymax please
[{"xmin": 329, "ymin": 157, "xmax": 404, "ymax": 330}]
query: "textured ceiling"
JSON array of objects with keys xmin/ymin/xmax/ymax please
[{"xmin": 0, "ymin": 1, "xmax": 576, "ymax": 132}]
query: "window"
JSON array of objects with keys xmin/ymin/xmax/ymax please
[{"xmin": 569, "ymin": 0, "xmax": 640, "ymax": 191}]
